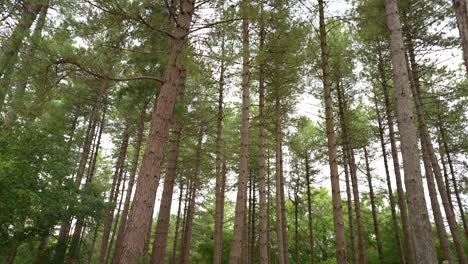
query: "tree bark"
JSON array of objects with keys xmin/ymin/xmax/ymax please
[
  {"xmin": 178, "ymin": 127, "xmax": 204, "ymax": 264},
  {"xmin": 229, "ymin": 1, "xmax": 251, "ymax": 262},
  {"xmin": 439, "ymin": 120, "xmax": 468, "ymax": 239},
  {"xmin": 213, "ymin": 39, "xmax": 226, "ymax": 264},
  {"xmin": 100, "ymin": 125, "xmax": 130, "ymax": 263},
  {"xmin": 383, "ymin": 0, "xmax": 438, "ymax": 262},
  {"xmin": 453, "ymin": 0, "xmax": 468, "ymax": 74},
  {"xmin": 150, "ymin": 70, "xmax": 185, "ymax": 263},
  {"xmin": 169, "ymin": 179, "xmax": 185, "ymax": 264},
  {"xmin": 0, "ymin": 0, "xmax": 44, "ymax": 112},
  {"xmin": 342, "ymin": 146, "xmax": 356, "ymax": 264},
  {"xmin": 317, "ymin": 0, "xmax": 347, "ymax": 262},
  {"xmin": 113, "ymin": 100, "xmax": 148, "ymax": 262},
  {"xmin": 363, "ymin": 147, "xmax": 384, "ymax": 264},
  {"xmin": 305, "ymin": 154, "xmax": 316, "ymax": 264},
  {"xmin": 116, "ymin": 2, "xmax": 196, "ymax": 262},
  {"xmin": 372, "ymin": 87, "xmax": 405, "ymax": 264},
  {"xmin": 336, "ymin": 80, "xmax": 366, "ymax": 264},
  {"xmin": 33, "ymin": 233, "xmax": 49, "ymax": 264},
  {"xmin": 378, "ymin": 47, "xmax": 415, "ymax": 264}
]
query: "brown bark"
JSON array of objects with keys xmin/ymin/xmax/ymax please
[
  {"xmin": 305, "ymin": 154, "xmax": 316, "ymax": 264},
  {"xmin": 453, "ymin": 0, "xmax": 468, "ymax": 74},
  {"xmin": 372, "ymin": 88, "xmax": 405, "ymax": 264},
  {"xmin": 100, "ymin": 125, "xmax": 130, "ymax": 263},
  {"xmin": 178, "ymin": 127, "xmax": 204, "ymax": 264},
  {"xmin": 169, "ymin": 179, "xmax": 185, "ymax": 264},
  {"xmin": 113, "ymin": 100, "xmax": 148, "ymax": 262},
  {"xmin": 229, "ymin": 0, "xmax": 251, "ymax": 262},
  {"xmin": 279, "ymin": 142, "xmax": 289, "ymax": 264},
  {"xmin": 88, "ymin": 219, "xmax": 100, "ymax": 264},
  {"xmin": 116, "ymin": 2, "xmax": 196, "ymax": 262},
  {"xmin": 0, "ymin": 0, "xmax": 44, "ymax": 112},
  {"xmin": 33, "ymin": 233, "xmax": 49, "ymax": 264},
  {"xmin": 336, "ymin": 81, "xmax": 366, "ymax": 264},
  {"xmin": 378, "ymin": 48, "xmax": 415, "ymax": 264},
  {"xmin": 150, "ymin": 78, "xmax": 185, "ymax": 264},
  {"xmin": 317, "ymin": 0, "xmax": 347, "ymax": 262},
  {"xmin": 213, "ymin": 39, "xmax": 226, "ymax": 264},
  {"xmin": 257, "ymin": 4, "xmax": 268, "ymax": 262},
  {"xmin": 383, "ymin": 0, "xmax": 438, "ymax": 262},
  {"xmin": 342, "ymin": 147, "xmax": 356, "ymax": 264},
  {"xmin": 439, "ymin": 120, "xmax": 468, "ymax": 239},
  {"xmin": 363, "ymin": 147, "xmax": 384, "ymax": 264},
  {"xmin": 275, "ymin": 98, "xmax": 286, "ymax": 264}
]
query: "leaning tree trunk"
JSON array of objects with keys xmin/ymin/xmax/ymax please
[
  {"xmin": 150, "ymin": 69, "xmax": 186, "ymax": 264},
  {"xmin": 305, "ymin": 154, "xmax": 316, "ymax": 264},
  {"xmin": 113, "ymin": 99, "xmax": 148, "ymax": 262},
  {"xmin": 336, "ymin": 80, "xmax": 366, "ymax": 264},
  {"xmin": 178, "ymin": 127, "xmax": 204, "ymax": 264},
  {"xmin": 213, "ymin": 42, "xmax": 226, "ymax": 264},
  {"xmin": 439, "ymin": 120, "xmax": 468, "ymax": 239},
  {"xmin": 378, "ymin": 48, "xmax": 415, "ymax": 264},
  {"xmin": 0, "ymin": 0, "xmax": 44, "ymax": 112},
  {"xmin": 453, "ymin": 0, "xmax": 468, "ymax": 74},
  {"xmin": 116, "ymin": 1, "xmax": 196, "ymax": 262},
  {"xmin": 99, "ymin": 125, "xmax": 130, "ymax": 263},
  {"xmin": 372, "ymin": 87, "xmax": 405, "ymax": 264},
  {"xmin": 363, "ymin": 147, "xmax": 384, "ymax": 264},
  {"xmin": 383, "ymin": 0, "xmax": 438, "ymax": 262},
  {"xmin": 406, "ymin": 36, "xmax": 467, "ymax": 263},
  {"xmin": 318, "ymin": 0, "xmax": 347, "ymax": 262},
  {"xmin": 229, "ymin": 1, "xmax": 251, "ymax": 262}
]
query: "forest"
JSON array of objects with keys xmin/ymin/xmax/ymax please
[{"xmin": 0, "ymin": 0, "xmax": 467, "ymax": 263}]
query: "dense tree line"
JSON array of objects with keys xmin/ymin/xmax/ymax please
[{"xmin": 0, "ymin": 0, "xmax": 467, "ymax": 263}]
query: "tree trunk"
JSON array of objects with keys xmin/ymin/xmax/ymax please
[
  {"xmin": 100, "ymin": 125, "xmax": 130, "ymax": 263},
  {"xmin": 378, "ymin": 47, "xmax": 415, "ymax": 264},
  {"xmin": 117, "ymin": 2, "xmax": 196, "ymax": 262},
  {"xmin": 372, "ymin": 87, "xmax": 405, "ymax": 264},
  {"xmin": 342, "ymin": 146, "xmax": 356, "ymax": 264},
  {"xmin": 406, "ymin": 35, "xmax": 467, "ymax": 263},
  {"xmin": 5, "ymin": 2, "xmax": 49, "ymax": 125},
  {"xmin": 336, "ymin": 80, "xmax": 366, "ymax": 264},
  {"xmin": 317, "ymin": 0, "xmax": 347, "ymax": 262},
  {"xmin": 228, "ymin": 0, "xmax": 251, "ymax": 262},
  {"xmin": 0, "ymin": 0, "xmax": 44, "ymax": 112},
  {"xmin": 383, "ymin": 0, "xmax": 438, "ymax": 262},
  {"xmin": 437, "ymin": 126, "xmax": 454, "ymax": 213},
  {"xmin": 453, "ymin": 0, "xmax": 468, "ymax": 74},
  {"xmin": 113, "ymin": 100, "xmax": 148, "ymax": 262},
  {"xmin": 33, "ymin": 233, "xmax": 49, "ymax": 264},
  {"xmin": 178, "ymin": 127, "xmax": 204, "ymax": 264},
  {"xmin": 363, "ymin": 147, "xmax": 384, "ymax": 264},
  {"xmin": 279, "ymin": 141, "xmax": 289, "ymax": 264},
  {"xmin": 88, "ymin": 220, "xmax": 100, "ymax": 264},
  {"xmin": 169, "ymin": 179, "xmax": 185, "ymax": 264},
  {"xmin": 305, "ymin": 154, "xmax": 316, "ymax": 264},
  {"xmin": 151, "ymin": 72, "xmax": 185, "ymax": 264},
  {"xmin": 275, "ymin": 98, "xmax": 286, "ymax": 264},
  {"xmin": 213, "ymin": 39, "xmax": 226, "ymax": 264},
  {"xmin": 439, "ymin": 120, "xmax": 468, "ymax": 239}
]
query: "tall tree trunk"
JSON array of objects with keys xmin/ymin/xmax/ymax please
[
  {"xmin": 5, "ymin": 1, "xmax": 49, "ymax": 125},
  {"xmin": 117, "ymin": 2, "xmax": 196, "ymax": 262},
  {"xmin": 279, "ymin": 141, "xmax": 289, "ymax": 264},
  {"xmin": 304, "ymin": 154, "xmax": 316, "ymax": 264},
  {"xmin": 437, "ymin": 125, "xmax": 455, "ymax": 213},
  {"xmin": 453, "ymin": 0, "xmax": 468, "ymax": 74},
  {"xmin": 266, "ymin": 150, "xmax": 271, "ymax": 261},
  {"xmin": 378, "ymin": 47, "xmax": 415, "ymax": 264},
  {"xmin": 275, "ymin": 98, "xmax": 286, "ymax": 264},
  {"xmin": 88, "ymin": 220, "xmax": 100, "ymax": 264},
  {"xmin": 317, "ymin": 0, "xmax": 347, "ymax": 262},
  {"xmin": 113, "ymin": 100, "xmax": 148, "ymax": 262},
  {"xmin": 439, "ymin": 120, "xmax": 468, "ymax": 239},
  {"xmin": 342, "ymin": 146, "xmax": 356, "ymax": 264},
  {"xmin": 406, "ymin": 36, "xmax": 467, "ymax": 263},
  {"xmin": 372, "ymin": 87, "xmax": 405, "ymax": 264},
  {"xmin": 229, "ymin": 0, "xmax": 251, "ymax": 262},
  {"xmin": 169, "ymin": 179, "xmax": 185, "ymax": 264},
  {"xmin": 293, "ymin": 183, "xmax": 300, "ymax": 264},
  {"xmin": 250, "ymin": 179, "xmax": 256, "ymax": 264},
  {"xmin": 257, "ymin": 4, "xmax": 268, "ymax": 262},
  {"xmin": 99, "ymin": 125, "xmax": 130, "ymax": 263},
  {"xmin": 178, "ymin": 127, "xmax": 204, "ymax": 264},
  {"xmin": 33, "ymin": 233, "xmax": 50, "ymax": 264},
  {"xmin": 383, "ymin": 0, "xmax": 438, "ymax": 262},
  {"xmin": 213, "ymin": 40, "xmax": 226, "ymax": 264},
  {"xmin": 336, "ymin": 80, "xmax": 366, "ymax": 264},
  {"xmin": 151, "ymin": 72, "xmax": 185, "ymax": 264},
  {"xmin": 0, "ymin": 0, "xmax": 44, "ymax": 112},
  {"xmin": 363, "ymin": 147, "xmax": 384, "ymax": 264}
]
